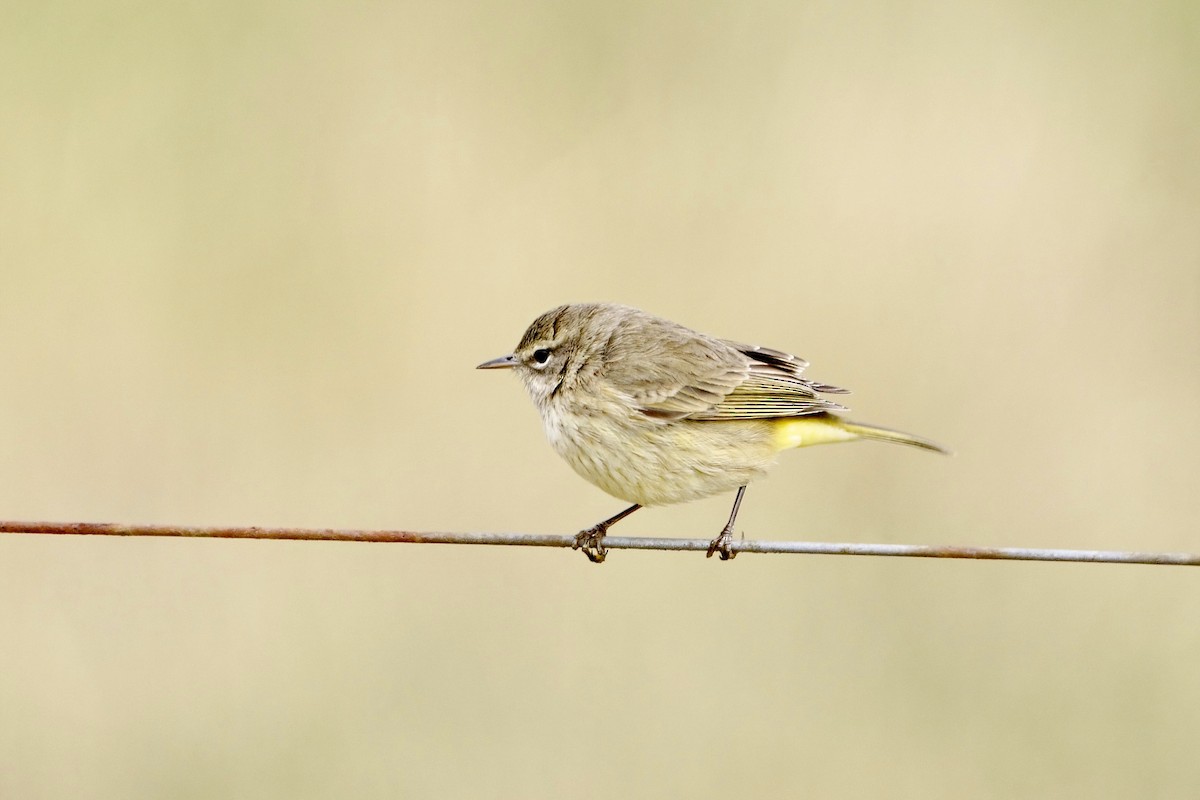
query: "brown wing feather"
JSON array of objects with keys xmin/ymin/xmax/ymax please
[
  {"xmin": 682, "ymin": 339, "xmax": 849, "ymax": 419},
  {"xmin": 599, "ymin": 313, "xmax": 849, "ymax": 421}
]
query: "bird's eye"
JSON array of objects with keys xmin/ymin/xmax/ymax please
[{"xmin": 532, "ymin": 348, "xmax": 551, "ymax": 365}]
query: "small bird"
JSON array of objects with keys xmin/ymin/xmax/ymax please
[{"xmin": 478, "ymin": 303, "xmax": 948, "ymax": 562}]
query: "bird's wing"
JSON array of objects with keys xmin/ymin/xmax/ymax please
[
  {"xmin": 686, "ymin": 340, "xmax": 849, "ymax": 420},
  {"xmin": 599, "ymin": 316, "xmax": 848, "ymax": 421}
]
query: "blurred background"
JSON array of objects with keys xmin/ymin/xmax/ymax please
[{"xmin": 2, "ymin": 1, "xmax": 1198, "ymax": 796}]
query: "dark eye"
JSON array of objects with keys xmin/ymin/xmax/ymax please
[{"xmin": 532, "ymin": 348, "xmax": 551, "ymax": 364}]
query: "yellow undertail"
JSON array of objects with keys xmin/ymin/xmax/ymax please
[{"xmin": 772, "ymin": 413, "xmax": 951, "ymax": 455}]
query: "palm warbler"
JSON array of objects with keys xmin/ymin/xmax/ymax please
[{"xmin": 478, "ymin": 303, "xmax": 948, "ymax": 562}]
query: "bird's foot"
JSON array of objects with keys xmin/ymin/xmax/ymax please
[
  {"xmin": 706, "ymin": 526, "xmax": 738, "ymax": 561},
  {"xmin": 573, "ymin": 525, "xmax": 609, "ymax": 564}
]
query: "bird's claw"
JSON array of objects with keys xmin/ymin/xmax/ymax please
[
  {"xmin": 706, "ymin": 528, "xmax": 738, "ymax": 561},
  {"xmin": 573, "ymin": 526, "xmax": 609, "ymax": 564}
]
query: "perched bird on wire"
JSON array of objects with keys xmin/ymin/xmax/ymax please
[{"xmin": 478, "ymin": 303, "xmax": 949, "ymax": 563}]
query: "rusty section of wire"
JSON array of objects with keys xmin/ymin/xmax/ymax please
[{"xmin": 1, "ymin": 521, "xmax": 1198, "ymax": 566}]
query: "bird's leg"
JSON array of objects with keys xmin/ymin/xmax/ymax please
[
  {"xmin": 574, "ymin": 504, "xmax": 641, "ymax": 564},
  {"xmin": 707, "ymin": 486, "xmax": 747, "ymax": 561}
]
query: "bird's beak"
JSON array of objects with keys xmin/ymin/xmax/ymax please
[{"xmin": 476, "ymin": 354, "xmax": 518, "ymax": 370}]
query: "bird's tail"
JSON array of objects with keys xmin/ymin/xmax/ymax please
[
  {"xmin": 774, "ymin": 413, "xmax": 951, "ymax": 455},
  {"xmin": 839, "ymin": 418, "xmax": 951, "ymax": 454}
]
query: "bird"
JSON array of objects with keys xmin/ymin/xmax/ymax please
[{"xmin": 477, "ymin": 303, "xmax": 949, "ymax": 562}]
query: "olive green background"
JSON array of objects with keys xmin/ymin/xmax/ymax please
[{"xmin": 2, "ymin": 2, "xmax": 1198, "ymax": 797}]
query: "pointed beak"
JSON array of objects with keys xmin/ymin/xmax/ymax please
[{"xmin": 476, "ymin": 354, "xmax": 518, "ymax": 370}]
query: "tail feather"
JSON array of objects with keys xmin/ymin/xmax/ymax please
[
  {"xmin": 772, "ymin": 413, "xmax": 951, "ymax": 455},
  {"xmin": 838, "ymin": 418, "xmax": 952, "ymax": 455}
]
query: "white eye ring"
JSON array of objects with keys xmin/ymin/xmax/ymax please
[{"xmin": 531, "ymin": 348, "xmax": 551, "ymax": 367}]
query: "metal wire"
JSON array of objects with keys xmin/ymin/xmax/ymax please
[{"xmin": 1, "ymin": 521, "xmax": 1197, "ymax": 565}]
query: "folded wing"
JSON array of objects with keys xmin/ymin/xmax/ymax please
[{"xmin": 598, "ymin": 312, "xmax": 848, "ymax": 421}]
